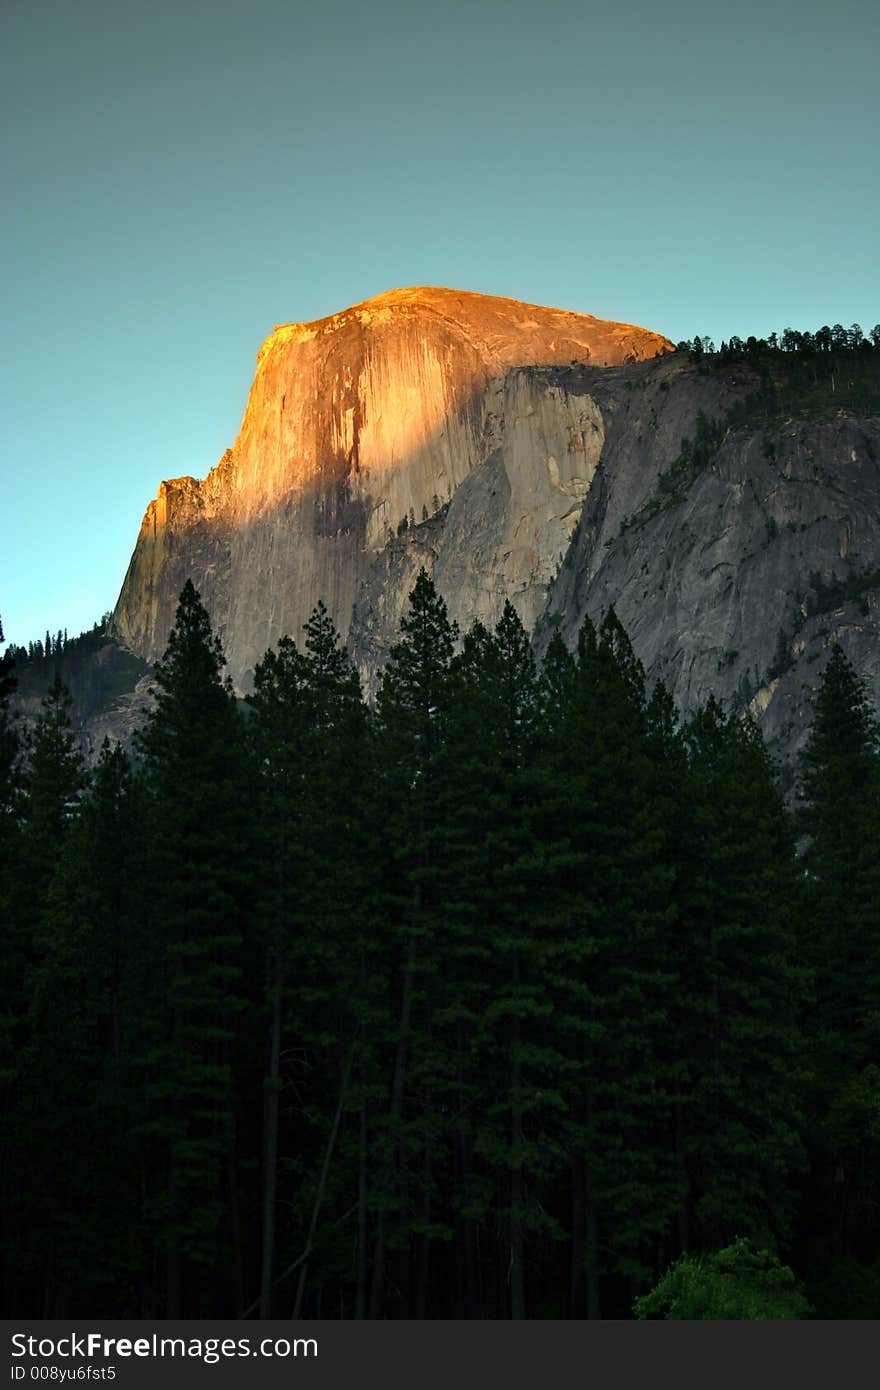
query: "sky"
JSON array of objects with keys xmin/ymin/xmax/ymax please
[{"xmin": 2, "ymin": 0, "xmax": 878, "ymax": 647}]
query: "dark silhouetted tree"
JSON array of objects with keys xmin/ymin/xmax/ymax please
[{"xmin": 136, "ymin": 580, "xmax": 255, "ymax": 1316}]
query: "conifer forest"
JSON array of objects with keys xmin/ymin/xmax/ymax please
[{"xmin": 1, "ymin": 572, "xmax": 878, "ymax": 1319}]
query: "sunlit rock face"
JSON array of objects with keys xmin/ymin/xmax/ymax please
[{"xmin": 112, "ymin": 287, "xmax": 671, "ymax": 688}]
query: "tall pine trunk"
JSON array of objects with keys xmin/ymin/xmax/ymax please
[
  {"xmin": 452, "ymin": 1110, "xmax": 479, "ymax": 1317},
  {"xmin": 356, "ymin": 949, "xmax": 370, "ymax": 1319},
  {"xmin": 227, "ymin": 1113, "xmax": 244, "ymax": 1315},
  {"xmin": 585, "ymin": 1157, "xmax": 601, "ymax": 1320},
  {"xmin": 674, "ymin": 1099, "xmax": 689, "ymax": 1256},
  {"xmin": 166, "ymin": 1004, "xmax": 183, "ymax": 1319},
  {"xmin": 370, "ymin": 937, "xmax": 415, "ymax": 1318},
  {"xmin": 293, "ymin": 1042, "xmax": 355, "ymax": 1317},
  {"xmin": 415, "ymin": 1094, "xmax": 433, "ymax": 1318},
  {"xmin": 570, "ymin": 1148, "xmax": 585, "ymax": 1317},
  {"xmin": 259, "ymin": 949, "xmax": 283, "ymax": 1318},
  {"xmin": 510, "ymin": 948, "xmax": 525, "ymax": 1319},
  {"xmin": 356, "ymin": 1093, "xmax": 368, "ymax": 1318}
]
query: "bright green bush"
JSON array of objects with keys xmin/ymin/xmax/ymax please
[{"xmin": 634, "ymin": 1238, "xmax": 812, "ymax": 1320}]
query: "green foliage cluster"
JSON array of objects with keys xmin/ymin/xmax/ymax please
[
  {"xmin": 634, "ymin": 1238, "xmax": 811, "ymax": 1320},
  {"xmin": 0, "ymin": 583, "xmax": 878, "ymax": 1319}
]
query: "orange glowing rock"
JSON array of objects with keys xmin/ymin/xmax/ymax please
[{"xmin": 113, "ymin": 287, "xmax": 672, "ymax": 688}]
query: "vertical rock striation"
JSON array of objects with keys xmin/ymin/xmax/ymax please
[{"xmin": 112, "ymin": 287, "xmax": 671, "ymax": 688}]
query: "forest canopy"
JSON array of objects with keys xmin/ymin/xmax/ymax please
[{"xmin": 1, "ymin": 576, "xmax": 878, "ymax": 1319}]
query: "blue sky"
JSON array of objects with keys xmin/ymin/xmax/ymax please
[{"xmin": 2, "ymin": 0, "xmax": 878, "ymax": 646}]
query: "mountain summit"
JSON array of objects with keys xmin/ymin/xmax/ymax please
[{"xmin": 112, "ymin": 288, "xmax": 672, "ymax": 684}]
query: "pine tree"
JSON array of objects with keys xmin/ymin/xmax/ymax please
[
  {"xmin": 0, "ymin": 623, "xmax": 23, "ymax": 1298},
  {"xmin": 136, "ymin": 579, "xmax": 254, "ymax": 1315},
  {"xmin": 445, "ymin": 601, "xmax": 559, "ymax": 1317},
  {"xmin": 643, "ymin": 677, "xmax": 692, "ymax": 1261},
  {"xmin": 798, "ymin": 645, "xmax": 880, "ymax": 1261},
  {"xmin": 1, "ymin": 675, "xmax": 86, "ymax": 1310},
  {"xmin": 0, "ymin": 618, "xmax": 20, "ymax": 833},
  {"xmin": 248, "ymin": 630, "xmax": 310, "ymax": 1318},
  {"xmin": 800, "ymin": 646, "xmax": 880, "ymax": 1066},
  {"xmin": 19, "ymin": 674, "xmax": 85, "ymax": 894},
  {"xmin": 293, "ymin": 603, "xmax": 378, "ymax": 1317},
  {"xmin": 677, "ymin": 700, "xmax": 805, "ymax": 1252},
  {"xmin": 14, "ymin": 742, "xmax": 151, "ymax": 1313},
  {"xmin": 535, "ymin": 612, "xmax": 679, "ymax": 1316},
  {"xmin": 12, "ymin": 673, "xmax": 86, "ymax": 1047},
  {"xmin": 248, "ymin": 602, "xmax": 376, "ymax": 1317},
  {"xmin": 370, "ymin": 569, "xmax": 458, "ymax": 1316},
  {"xmin": 0, "ymin": 620, "xmax": 22, "ymax": 1033}
]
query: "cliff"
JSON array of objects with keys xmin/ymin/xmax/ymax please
[
  {"xmin": 112, "ymin": 287, "xmax": 671, "ymax": 688},
  {"xmin": 535, "ymin": 355, "xmax": 880, "ymax": 781},
  {"xmin": 108, "ymin": 288, "xmax": 880, "ymax": 772}
]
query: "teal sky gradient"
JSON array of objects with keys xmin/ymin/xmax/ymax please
[{"xmin": 2, "ymin": 0, "xmax": 878, "ymax": 645}]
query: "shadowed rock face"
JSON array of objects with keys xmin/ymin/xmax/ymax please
[
  {"xmin": 112, "ymin": 287, "xmax": 672, "ymax": 688},
  {"xmin": 530, "ymin": 357, "xmax": 880, "ymax": 785}
]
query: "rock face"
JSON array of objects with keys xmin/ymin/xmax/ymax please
[
  {"xmin": 111, "ymin": 286, "xmax": 880, "ymax": 772},
  {"xmin": 533, "ymin": 357, "xmax": 880, "ymax": 782},
  {"xmin": 112, "ymin": 287, "xmax": 671, "ymax": 689}
]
